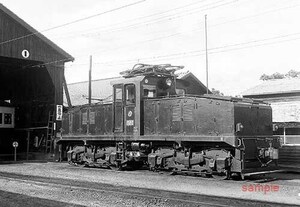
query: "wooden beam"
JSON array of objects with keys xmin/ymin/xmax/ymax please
[{"xmin": 63, "ymin": 74, "xmax": 72, "ymax": 108}]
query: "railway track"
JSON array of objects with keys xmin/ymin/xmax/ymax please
[{"xmin": 0, "ymin": 171, "xmax": 295, "ymax": 207}]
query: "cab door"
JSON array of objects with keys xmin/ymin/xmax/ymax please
[
  {"xmin": 113, "ymin": 84, "xmax": 124, "ymax": 132},
  {"xmin": 124, "ymin": 84, "xmax": 136, "ymax": 135}
]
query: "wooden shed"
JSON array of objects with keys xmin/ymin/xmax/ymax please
[{"xmin": 0, "ymin": 4, "xmax": 73, "ymax": 159}]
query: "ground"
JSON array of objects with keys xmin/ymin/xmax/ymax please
[{"xmin": 0, "ymin": 162, "xmax": 299, "ymax": 206}]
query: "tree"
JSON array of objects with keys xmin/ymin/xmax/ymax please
[
  {"xmin": 260, "ymin": 74, "xmax": 269, "ymax": 81},
  {"xmin": 211, "ymin": 88, "xmax": 224, "ymax": 96},
  {"xmin": 260, "ymin": 70, "xmax": 300, "ymax": 81},
  {"xmin": 286, "ymin": 70, "xmax": 300, "ymax": 78},
  {"xmin": 270, "ymin": 72, "xmax": 285, "ymax": 79}
]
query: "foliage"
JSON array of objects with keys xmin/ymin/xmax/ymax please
[
  {"xmin": 260, "ymin": 70, "xmax": 300, "ymax": 80},
  {"xmin": 211, "ymin": 88, "xmax": 224, "ymax": 96}
]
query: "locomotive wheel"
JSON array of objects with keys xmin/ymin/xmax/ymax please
[
  {"xmin": 212, "ymin": 171, "xmax": 230, "ymax": 180},
  {"xmin": 109, "ymin": 165, "xmax": 123, "ymax": 171}
]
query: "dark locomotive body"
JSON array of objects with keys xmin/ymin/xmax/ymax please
[{"xmin": 60, "ymin": 65, "xmax": 280, "ymax": 179}]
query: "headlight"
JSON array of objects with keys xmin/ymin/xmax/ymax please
[
  {"xmin": 236, "ymin": 123, "xmax": 244, "ymax": 132},
  {"xmin": 272, "ymin": 124, "xmax": 278, "ymax": 131},
  {"xmin": 166, "ymin": 78, "xmax": 172, "ymax": 86}
]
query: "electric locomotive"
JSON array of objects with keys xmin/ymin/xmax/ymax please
[{"xmin": 60, "ymin": 64, "xmax": 280, "ymax": 179}]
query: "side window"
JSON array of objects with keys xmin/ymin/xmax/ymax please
[
  {"xmin": 114, "ymin": 85, "xmax": 124, "ymax": 131},
  {"xmin": 125, "ymin": 84, "xmax": 135, "ymax": 105},
  {"xmin": 0, "ymin": 113, "xmax": 2, "ymax": 124}
]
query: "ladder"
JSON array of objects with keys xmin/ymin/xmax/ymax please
[{"xmin": 45, "ymin": 111, "xmax": 55, "ymax": 153}]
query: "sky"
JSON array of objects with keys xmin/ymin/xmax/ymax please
[{"xmin": 1, "ymin": 0, "xmax": 300, "ymax": 96}]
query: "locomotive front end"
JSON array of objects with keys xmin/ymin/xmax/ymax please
[{"xmin": 232, "ymin": 101, "xmax": 281, "ymax": 177}]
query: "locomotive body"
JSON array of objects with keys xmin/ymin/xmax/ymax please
[{"xmin": 60, "ymin": 64, "xmax": 280, "ymax": 179}]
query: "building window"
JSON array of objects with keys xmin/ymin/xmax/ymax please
[{"xmin": 4, "ymin": 113, "xmax": 12, "ymax": 125}]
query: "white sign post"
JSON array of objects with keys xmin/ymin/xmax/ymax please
[
  {"xmin": 12, "ymin": 141, "xmax": 18, "ymax": 162},
  {"xmin": 56, "ymin": 105, "xmax": 63, "ymax": 121}
]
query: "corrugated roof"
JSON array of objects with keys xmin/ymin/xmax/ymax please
[
  {"xmin": 242, "ymin": 78, "xmax": 300, "ymax": 96},
  {"xmin": 64, "ymin": 77, "xmax": 122, "ymax": 106}
]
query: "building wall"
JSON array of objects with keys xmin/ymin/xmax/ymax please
[{"xmin": 271, "ymin": 101, "xmax": 300, "ymax": 123}]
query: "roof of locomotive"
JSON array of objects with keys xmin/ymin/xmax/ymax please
[
  {"xmin": 110, "ymin": 76, "xmax": 145, "ymax": 85},
  {"xmin": 144, "ymin": 94, "xmax": 269, "ymax": 105},
  {"xmin": 64, "ymin": 69, "xmax": 209, "ymax": 106},
  {"xmin": 202, "ymin": 94, "xmax": 267, "ymax": 104}
]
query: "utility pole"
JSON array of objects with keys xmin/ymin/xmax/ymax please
[
  {"xmin": 205, "ymin": 14, "xmax": 209, "ymax": 94},
  {"xmin": 87, "ymin": 55, "xmax": 92, "ymax": 134}
]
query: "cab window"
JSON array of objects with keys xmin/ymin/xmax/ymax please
[{"xmin": 125, "ymin": 84, "xmax": 135, "ymax": 105}]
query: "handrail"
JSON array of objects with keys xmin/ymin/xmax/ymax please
[{"xmin": 279, "ymin": 135, "xmax": 300, "ymax": 145}]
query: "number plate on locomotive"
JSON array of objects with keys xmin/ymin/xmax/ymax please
[{"xmin": 126, "ymin": 120, "xmax": 134, "ymax": 126}]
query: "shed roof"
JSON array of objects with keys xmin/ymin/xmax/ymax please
[
  {"xmin": 242, "ymin": 78, "xmax": 300, "ymax": 96},
  {"xmin": 64, "ymin": 77, "xmax": 122, "ymax": 106},
  {"xmin": 0, "ymin": 4, "xmax": 74, "ymax": 62}
]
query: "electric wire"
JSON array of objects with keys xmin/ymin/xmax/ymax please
[
  {"xmin": 0, "ymin": 0, "xmax": 146, "ymax": 45},
  {"xmin": 79, "ymin": 0, "xmax": 209, "ymax": 32},
  {"xmin": 82, "ymin": 0, "xmax": 237, "ymax": 36},
  {"xmin": 210, "ymin": 3, "xmax": 300, "ymax": 28},
  {"xmin": 49, "ymin": 0, "xmax": 231, "ymax": 40},
  {"xmin": 3, "ymin": 0, "xmax": 298, "ymax": 70},
  {"xmin": 55, "ymin": 2, "xmax": 300, "ymax": 56},
  {"xmin": 63, "ymin": 31, "xmax": 300, "ymax": 68}
]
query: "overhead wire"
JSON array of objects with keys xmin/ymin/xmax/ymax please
[
  {"xmin": 50, "ymin": 0, "xmax": 231, "ymax": 40},
  {"xmin": 59, "ymin": 1, "xmax": 300, "ymax": 56},
  {"xmin": 0, "ymin": 0, "xmax": 146, "ymax": 45},
  {"xmin": 69, "ymin": 31, "xmax": 300, "ymax": 67},
  {"xmin": 79, "ymin": 0, "xmax": 209, "ymax": 32},
  {"xmin": 61, "ymin": 30, "xmax": 300, "ymax": 69},
  {"xmin": 82, "ymin": 0, "xmax": 237, "ymax": 36},
  {"xmin": 14, "ymin": 0, "xmax": 299, "ymax": 70},
  {"xmin": 53, "ymin": 0, "xmax": 299, "ymax": 41},
  {"xmin": 0, "ymin": 0, "xmax": 232, "ymax": 51},
  {"xmin": 25, "ymin": 0, "xmax": 239, "ymax": 69},
  {"xmin": 210, "ymin": 3, "xmax": 300, "ymax": 28}
]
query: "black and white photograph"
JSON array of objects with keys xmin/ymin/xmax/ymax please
[{"xmin": 0, "ymin": 0, "xmax": 299, "ymax": 206}]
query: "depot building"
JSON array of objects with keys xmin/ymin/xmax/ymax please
[{"xmin": 0, "ymin": 4, "xmax": 73, "ymax": 160}]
